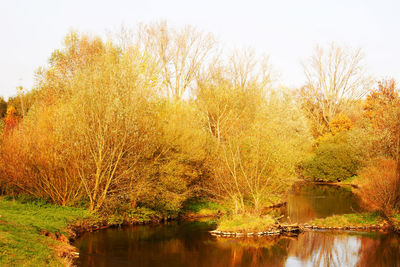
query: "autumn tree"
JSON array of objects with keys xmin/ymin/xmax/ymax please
[
  {"xmin": 357, "ymin": 159, "xmax": 400, "ymax": 217},
  {"xmin": 210, "ymin": 91, "xmax": 311, "ymax": 214},
  {"xmin": 364, "ymin": 79, "xmax": 400, "ymax": 164},
  {"xmin": 124, "ymin": 100, "xmax": 210, "ymax": 215},
  {"xmin": 298, "ymin": 43, "xmax": 371, "ymax": 137},
  {"xmin": 356, "ymin": 79, "xmax": 400, "ymax": 216}
]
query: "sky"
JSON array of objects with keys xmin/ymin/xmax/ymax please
[{"xmin": 1, "ymin": 0, "xmax": 400, "ymax": 99}]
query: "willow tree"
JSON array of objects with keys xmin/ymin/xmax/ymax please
[
  {"xmin": 197, "ymin": 51, "xmax": 311, "ymax": 214},
  {"xmin": 211, "ymin": 92, "xmax": 311, "ymax": 214},
  {"xmin": 3, "ymin": 32, "xmax": 160, "ymax": 211},
  {"xmin": 57, "ymin": 45, "xmax": 158, "ymax": 211}
]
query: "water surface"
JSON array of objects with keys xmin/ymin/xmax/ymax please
[{"xmin": 74, "ymin": 184, "xmax": 400, "ymax": 267}]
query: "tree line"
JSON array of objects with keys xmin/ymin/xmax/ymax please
[{"xmin": 0, "ymin": 21, "xmax": 399, "ymax": 218}]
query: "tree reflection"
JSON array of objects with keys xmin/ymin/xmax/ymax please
[
  {"xmin": 214, "ymin": 236, "xmax": 290, "ymax": 267},
  {"xmin": 288, "ymin": 232, "xmax": 360, "ymax": 267},
  {"xmin": 357, "ymin": 232, "xmax": 400, "ymax": 267}
]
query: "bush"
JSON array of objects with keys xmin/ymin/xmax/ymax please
[
  {"xmin": 302, "ymin": 133, "xmax": 361, "ymax": 182},
  {"xmin": 357, "ymin": 159, "xmax": 400, "ymax": 217}
]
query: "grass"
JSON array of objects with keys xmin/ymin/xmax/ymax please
[
  {"xmin": 390, "ymin": 213, "xmax": 400, "ymax": 232},
  {"xmin": 182, "ymin": 199, "xmax": 227, "ymax": 217},
  {"xmin": 307, "ymin": 212, "xmax": 383, "ymax": 228},
  {"xmin": 216, "ymin": 214, "xmax": 276, "ymax": 233},
  {"xmin": 0, "ymin": 195, "xmax": 89, "ymax": 266}
]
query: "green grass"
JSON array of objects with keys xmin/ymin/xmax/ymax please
[
  {"xmin": 308, "ymin": 212, "xmax": 383, "ymax": 228},
  {"xmin": 0, "ymin": 196, "xmax": 89, "ymax": 266},
  {"xmin": 216, "ymin": 214, "xmax": 276, "ymax": 233},
  {"xmin": 339, "ymin": 176, "xmax": 357, "ymax": 184},
  {"xmin": 182, "ymin": 199, "xmax": 227, "ymax": 217}
]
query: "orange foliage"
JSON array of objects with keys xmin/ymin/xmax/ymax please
[
  {"xmin": 357, "ymin": 159, "xmax": 400, "ymax": 217},
  {"xmin": 363, "ymin": 79, "xmax": 400, "ymax": 163},
  {"xmin": 3, "ymin": 106, "xmax": 19, "ymax": 133},
  {"xmin": 0, "ymin": 106, "xmax": 83, "ymax": 205},
  {"xmin": 364, "ymin": 79, "xmax": 399, "ymax": 129},
  {"xmin": 329, "ymin": 114, "xmax": 353, "ymax": 135}
]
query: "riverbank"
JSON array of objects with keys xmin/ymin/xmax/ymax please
[
  {"xmin": 0, "ymin": 196, "xmax": 225, "ymax": 266},
  {"xmin": 0, "ymin": 196, "xmax": 88, "ymax": 266}
]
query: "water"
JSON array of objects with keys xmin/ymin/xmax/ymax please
[
  {"xmin": 282, "ymin": 183, "xmax": 361, "ymax": 223},
  {"xmin": 74, "ymin": 184, "xmax": 400, "ymax": 267}
]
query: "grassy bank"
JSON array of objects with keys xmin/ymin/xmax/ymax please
[
  {"xmin": 0, "ymin": 196, "xmax": 88, "ymax": 266},
  {"xmin": 307, "ymin": 212, "xmax": 384, "ymax": 228}
]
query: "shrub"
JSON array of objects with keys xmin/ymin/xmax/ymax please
[
  {"xmin": 302, "ymin": 133, "xmax": 361, "ymax": 182},
  {"xmin": 357, "ymin": 159, "xmax": 400, "ymax": 217}
]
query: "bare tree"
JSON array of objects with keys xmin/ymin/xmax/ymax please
[
  {"xmin": 137, "ymin": 20, "xmax": 216, "ymax": 99},
  {"xmin": 299, "ymin": 43, "xmax": 372, "ymax": 136},
  {"xmin": 196, "ymin": 48, "xmax": 272, "ymax": 143}
]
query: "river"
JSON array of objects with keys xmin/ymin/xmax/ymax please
[{"xmin": 74, "ymin": 183, "xmax": 400, "ymax": 267}]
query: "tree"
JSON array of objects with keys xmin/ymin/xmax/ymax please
[
  {"xmin": 196, "ymin": 49, "xmax": 272, "ymax": 143},
  {"xmin": 3, "ymin": 106, "xmax": 18, "ymax": 133},
  {"xmin": 209, "ymin": 91, "xmax": 311, "ymax": 214},
  {"xmin": 56, "ymin": 43, "xmax": 159, "ymax": 212},
  {"xmin": 298, "ymin": 43, "xmax": 371, "ymax": 137},
  {"xmin": 302, "ymin": 133, "xmax": 361, "ymax": 182},
  {"xmin": 364, "ymin": 79, "xmax": 400, "ymax": 163},
  {"xmin": 137, "ymin": 20, "xmax": 216, "ymax": 99},
  {"xmin": 0, "ymin": 97, "xmax": 7, "ymax": 118}
]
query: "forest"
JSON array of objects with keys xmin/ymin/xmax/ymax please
[{"xmin": 1, "ymin": 21, "xmax": 399, "ymax": 227}]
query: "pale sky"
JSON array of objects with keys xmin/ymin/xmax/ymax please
[{"xmin": 1, "ymin": 0, "xmax": 399, "ymax": 99}]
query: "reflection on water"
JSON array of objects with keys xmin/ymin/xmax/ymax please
[
  {"xmin": 74, "ymin": 184, "xmax": 400, "ymax": 267},
  {"xmin": 74, "ymin": 222, "xmax": 400, "ymax": 267},
  {"xmin": 282, "ymin": 183, "xmax": 361, "ymax": 223}
]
